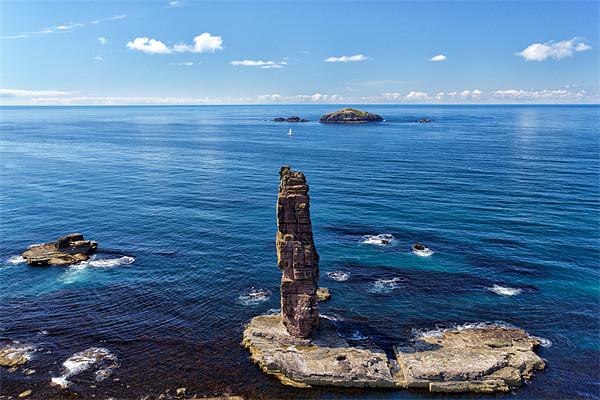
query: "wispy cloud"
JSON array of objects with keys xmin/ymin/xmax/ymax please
[
  {"xmin": 127, "ymin": 33, "xmax": 223, "ymax": 55},
  {"xmin": 94, "ymin": 56, "xmax": 104, "ymax": 61},
  {"xmin": 98, "ymin": 37, "xmax": 108, "ymax": 45},
  {"xmin": 230, "ymin": 60, "xmax": 287, "ymax": 69},
  {"xmin": 516, "ymin": 37, "xmax": 591, "ymax": 61},
  {"xmin": 91, "ymin": 15, "xmax": 126, "ymax": 24},
  {"xmin": 1, "ymin": 23, "xmax": 83, "ymax": 39},
  {"xmin": 168, "ymin": 1, "xmax": 181, "ymax": 7},
  {"xmin": 324, "ymin": 54, "xmax": 371, "ymax": 63},
  {"xmin": 171, "ymin": 62, "xmax": 195, "ymax": 66},
  {"xmin": 362, "ymin": 79, "xmax": 404, "ymax": 87},
  {"xmin": 428, "ymin": 54, "xmax": 446, "ymax": 62}
]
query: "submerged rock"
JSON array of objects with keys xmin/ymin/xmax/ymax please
[
  {"xmin": 418, "ymin": 119, "xmax": 432, "ymax": 123},
  {"xmin": 274, "ymin": 116, "xmax": 309, "ymax": 122},
  {"xmin": 21, "ymin": 233, "xmax": 98, "ymax": 266},
  {"xmin": 277, "ymin": 166, "xmax": 320, "ymax": 338},
  {"xmin": 319, "ymin": 108, "xmax": 383, "ymax": 124},
  {"xmin": 242, "ymin": 314, "xmax": 395, "ymax": 388},
  {"xmin": 394, "ymin": 326, "xmax": 546, "ymax": 393},
  {"xmin": 413, "ymin": 243, "xmax": 424, "ymax": 251}
]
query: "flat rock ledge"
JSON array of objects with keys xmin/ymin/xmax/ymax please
[
  {"xmin": 22, "ymin": 233, "xmax": 98, "ymax": 266},
  {"xmin": 242, "ymin": 314, "xmax": 395, "ymax": 388},
  {"xmin": 243, "ymin": 315, "xmax": 545, "ymax": 393},
  {"xmin": 394, "ymin": 326, "xmax": 546, "ymax": 393}
]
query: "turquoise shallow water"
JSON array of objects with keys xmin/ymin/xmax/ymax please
[{"xmin": 0, "ymin": 105, "xmax": 598, "ymax": 399}]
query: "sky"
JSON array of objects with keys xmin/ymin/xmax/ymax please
[{"xmin": 1, "ymin": 0, "xmax": 599, "ymax": 105}]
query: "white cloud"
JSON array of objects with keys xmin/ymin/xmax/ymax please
[
  {"xmin": 404, "ymin": 91, "xmax": 430, "ymax": 101},
  {"xmin": 126, "ymin": 37, "xmax": 172, "ymax": 54},
  {"xmin": 324, "ymin": 54, "xmax": 371, "ymax": 62},
  {"xmin": 94, "ymin": 56, "xmax": 104, "ymax": 61},
  {"xmin": 230, "ymin": 60, "xmax": 286, "ymax": 68},
  {"xmin": 173, "ymin": 33, "xmax": 223, "ymax": 53},
  {"xmin": 98, "ymin": 37, "xmax": 108, "ymax": 45},
  {"xmin": 1, "ymin": 22, "xmax": 84, "ymax": 39},
  {"xmin": 169, "ymin": 1, "xmax": 180, "ymax": 6},
  {"xmin": 172, "ymin": 62, "xmax": 194, "ymax": 66},
  {"xmin": 91, "ymin": 15, "xmax": 126, "ymax": 24},
  {"xmin": 0, "ymin": 89, "xmax": 73, "ymax": 97},
  {"xmin": 428, "ymin": 54, "xmax": 447, "ymax": 62},
  {"xmin": 516, "ymin": 37, "xmax": 592, "ymax": 61}
]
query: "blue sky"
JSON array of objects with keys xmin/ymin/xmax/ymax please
[{"xmin": 1, "ymin": 0, "xmax": 598, "ymax": 105}]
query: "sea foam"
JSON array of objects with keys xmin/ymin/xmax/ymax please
[
  {"xmin": 238, "ymin": 287, "xmax": 271, "ymax": 306},
  {"xmin": 412, "ymin": 246, "xmax": 434, "ymax": 257},
  {"xmin": 52, "ymin": 347, "xmax": 118, "ymax": 388},
  {"xmin": 361, "ymin": 234, "xmax": 395, "ymax": 246},
  {"xmin": 368, "ymin": 277, "xmax": 403, "ymax": 294},
  {"xmin": 6, "ymin": 255, "xmax": 26, "ymax": 264},
  {"xmin": 327, "ymin": 271, "xmax": 350, "ymax": 282},
  {"xmin": 489, "ymin": 284, "xmax": 522, "ymax": 296}
]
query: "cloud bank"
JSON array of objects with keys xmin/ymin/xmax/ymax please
[
  {"xmin": 126, "ymin": 33, "xmax": 223, "ymax": 54},
  {"xmin": 516, "ymin": 37, "xmax": 591, "ymax": 61},
  {"xmin": 324, "ymin": 54, "xmax": 371, "ymax": 62}
]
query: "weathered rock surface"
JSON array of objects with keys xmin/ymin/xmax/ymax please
[
  {"xmin": 319, "ymin": 108, "xmax": 383, "ymax": 124},
  {"xmin": 242, "ymin": 314, "xmax": 395, "ymax": 388},
  {"xmin": 277, "ymin": 166, "xmax": 320, "ymax": 338},
  {"xmin": 0, "ymin": 342, "xmax": 36, "ymax": 367},
  {"xmin": 417, "ymin": 119, "xmax": 432, "ymax": 123},
  {"xmin": 316, "ymin": 288, "xmax": 331, "ymax": 302},
  {"xmin": 394, "ymin": 326, "xmax": 546, "ymax": 393},
  {"xmin": 21, "ymin": 233, "xmax": 98, "ymax": 266},
  {"xmin": 274, "ymin": 116, "xmax": 309, "ymax": 122},
  {"xmin": 413, "ymin": 243, "xmax": 424, "ymax": 251}
]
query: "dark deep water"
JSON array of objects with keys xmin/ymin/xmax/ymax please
[{"xmin": 0, "ymin": 105, "xmax": 598, "ymax": 399}]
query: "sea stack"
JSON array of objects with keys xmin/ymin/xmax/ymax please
[
  {"xmin": 21, "ymin": 233, "xmax": 98, "ymax": 266},
  {"xmin": 276, "ymin": 166, "xmax": 319, "ymax": 338}
]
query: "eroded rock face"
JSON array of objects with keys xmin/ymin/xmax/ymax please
[
  {"xmin": 277, "ymin": 166, "xmax": 319, "ymax": 338},
  {"xmin": 242, "ymin": 314, "xmax": 395, "ymax": 388},
  {"xmin": 394, "ymin": 326, "xmax": 546, "ymax": 393},
  {"xmin": 22, "ymin": 234, "xmax": 98, "ymax": 266},
  {"xmin": 319, "ymin": 108, "xmax": 383, "ymax": 124}
]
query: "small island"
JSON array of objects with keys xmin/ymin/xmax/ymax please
[
  {"xmin": 21, "ymin": 233, "xmax": 98, "ymax": 266},
  {"xmin": 273, "ymin": 116, "xmax": 309, "ymax": 122},
  {"xmin": 319, "ymin": 108, "xmax": 383, "ymax": 124}
]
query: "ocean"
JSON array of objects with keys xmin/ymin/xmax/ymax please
[{"xmin": 0, "ymin": 105, "xmax": 598, "ymax": 399}]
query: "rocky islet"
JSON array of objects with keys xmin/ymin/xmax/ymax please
[
  {"xmin": 319, "ymin": 108, "xmax": 383, "ymax": 124},
  {"xmin": 21, "ymin": 233, "xmax": 97, "ymax": 266}
]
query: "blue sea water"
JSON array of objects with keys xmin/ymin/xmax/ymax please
[{"xmin": 0, "ymin": 105, "xmax": 598, "ymax": 399}]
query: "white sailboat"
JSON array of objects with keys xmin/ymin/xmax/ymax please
[{"xmin": 287, "ymin": 128, "xmax": 293, "ymax": 136}]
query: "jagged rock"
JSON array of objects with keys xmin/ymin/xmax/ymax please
[
  {"xmin": 394, "ymin": 326, "xmax": 546, "ymax": 393},
  {"xmin": 274, "ymin": 116, "xmax": 309, "ymax": 122},
  {"xmin": 277, "ymin": 166, "xmax": 320, "ymax": 338},
  {"xmin": 316, "ymin": 288, "xmax": 331, "ymax": 302},
  {"xmin": 21, "ymin": 234, "xmax": 98, "ymax": 266},
  {"xmin": 319, "ymin": 108, "xmax": 383, "ymax": 124},
  {"xmin": 418, "ymin": 119, "xmax": 432, "ymax": 123},
  {"xmin": 413, "ymin": 243, "xmax": 424, "ymax": 251},
  {"xmin": 242, "ymin": 314, "xmax": 395, "ymax": 388}
]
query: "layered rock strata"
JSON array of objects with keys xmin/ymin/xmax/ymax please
[
  {"xmin": 319, "ymin": 108, "xmax": 383, "ymax": 124},
  {"xmin": 276, "ymin": 166, "xmax": 319, "ymax": 338},
  {"xmin": 394, "ymin": 326, "xmax": 546, "ymax": 393},
  {"xmin": 242, "ymin": 314, "xmax": 395, "ymax": 388},
  {"xmin": 22, "ymin": 233, "xmax": 98, "ymax": 266}
]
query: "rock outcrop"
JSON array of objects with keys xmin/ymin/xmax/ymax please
[
  {"xmin": 316, "ymin": 288, "xmax": 331, "ymax": 302},
  {"xmin": 418, "ymin": 119, "xmax": 432, "ymax": 123},
  {"xmin": 242, "ymin": 314, "xmax": 395, "ymax": 388},
  {"xmin": 394, "ymin": 326, "xmax": 546, "ymax": 393},
  {"xmin": 274, "ymin": 116, "xmax": 309, "ymax": 122},
  {"xmin": 319, "ymin": 108, "xmax": 383, "ymax": 124},
  {"xmin": 0, "ymin": 342, "xmax": 35, "ymax": 367},
  {"xmin": 22, "ymin": 233, "xmax": 98, "ymax": 266},
  {"xmin": 277, "ymin": 166, "xmax": 319, "ymax": 338}
]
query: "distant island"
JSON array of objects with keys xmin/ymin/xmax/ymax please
[
  {"xmin": 273, "ymin": 116, "xmax": 309, "ymax": 122},
  {"xmin": 319, "ymin": 108, "xmax": 383, "ymax": 124}
]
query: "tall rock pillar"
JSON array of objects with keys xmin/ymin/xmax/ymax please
[{"xmin": 276, "ymin": 166, "xmax": 319, "ymax": 338}]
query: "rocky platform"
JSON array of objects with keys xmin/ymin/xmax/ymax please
[
  {"xmin": 21, "ymin": 233, "xmax": 98, "ymax": 266},
  {"xmin": 242, "ymin": 314, "xmax": 395, "ymax": 388},
  {"xmin": 319, "ymin": 108, "xmax": 383, "ymax": 124},
  {"xmin": 243, "ymin": 315, "xmax": 545, "ymax": 393}
]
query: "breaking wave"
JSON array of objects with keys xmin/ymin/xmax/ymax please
[
  {"xmin": 368, "ymin": 277, "xmax": 403, "ymax": 294},
  {"xmin": 327, "ymin": 271, "xmax": 350, "ymax": 282},
  {"xmin": 87, "ymin": 256, "xmax": 135, "ymax": 268},
  {"xmin": 238, "ymin": 287, "xmax": 271, "ymax": 306},
  {"xmin": 412, "ymin": 246, "xmax": 434, "ymax": 257},
  {"xmin": 51, "ymin": 347, "xmax": 118, "ymax": 388},
  {"xmin": 361, "ymin": 234, "xmax": 395, "ymax": 246},
  {"xmin": 489, "ymin": 284, "xmax": 522, "ymax": 296},
  {"xmin": 6, "ymin": 256, "xmax": 26, "ymax": 264}
]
